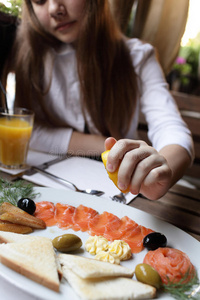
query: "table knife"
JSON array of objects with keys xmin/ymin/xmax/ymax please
[{"xmin": 12, "ymin": 156, "xmax": 69, "ymax": 179}]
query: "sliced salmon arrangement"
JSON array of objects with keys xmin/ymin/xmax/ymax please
[
  {"xmin": 56, "ymin": 203, "xmax": 76, "ymax": 229},
  {"xmin": 35, "ymin": 201, "xmax": 153, "ymax": 253},
  {"xmin": 72, "ymin": 205, "xmax": 98, "ymax": 232},
  {"xmin": 88, "ymin": 211, "xmax": 122, "ymax": 239},
  {"xmin": 143, "ymin": 247, "xmax": 196, "ymax": 284},
  {"xmin": 34, "ymin": 201, "xmax": 56, "ymax": 227}
]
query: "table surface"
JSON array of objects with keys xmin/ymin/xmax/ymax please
[
  {"xmin": 1, "ymin": 169, "xmax": 200, "ymax": 242},
  {"xmin": 130, "ymin": 184, "xmax": 200, "ymax": 242}
]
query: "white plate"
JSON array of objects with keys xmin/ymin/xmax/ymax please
[{"xmin": 0, "ymin": 187, "xmax": 199, "ymax": 300}]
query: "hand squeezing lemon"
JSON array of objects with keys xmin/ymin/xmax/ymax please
[{"xmin": 101, "ymin": 150, "xmax": 129, "ymax": 193}]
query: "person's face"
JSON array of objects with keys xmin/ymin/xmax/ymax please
[{"xmin": 30, "ymin": 0, "xmax": 86, "ymax": 44}]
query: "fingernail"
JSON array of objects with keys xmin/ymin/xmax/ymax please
[
  {"xmin": 118, "ymin": 181, "xmax": 126, "ymax": 191},
  {"xmin": 130, "ymin": 188, "xmax": 138, "ymax": 195}
]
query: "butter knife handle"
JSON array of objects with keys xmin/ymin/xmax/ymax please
[{"xmin": 32, "ymin": 166, "xmax": 76, "ymax": 191}]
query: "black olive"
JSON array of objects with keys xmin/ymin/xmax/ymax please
[
  {"xmin": 17, "ymin": 198, "xmax": 36, "ymax": 215},
  {"xmin": 143, "ymin": 232, "xmax": 167, "ymax": 250}
]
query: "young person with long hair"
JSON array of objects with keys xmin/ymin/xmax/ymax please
[{"xmin": 9, "ymin": 0, "xmax": 193, "ymax": 200}]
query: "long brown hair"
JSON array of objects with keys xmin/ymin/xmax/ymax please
[{"xmin": 13, "ymin": 0, "xmax": 138, "ymax": 138}]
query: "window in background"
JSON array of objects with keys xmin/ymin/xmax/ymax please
[{"xmin": 168, "ymin": 0, "xmax": 200, "ymax": 95}]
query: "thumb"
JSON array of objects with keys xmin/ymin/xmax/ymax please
[{"xmin": 105, "ymin": 137, "xmax": 117, "ymax": 150}]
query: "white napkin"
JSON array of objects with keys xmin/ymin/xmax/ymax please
[
  {"xmin": 0, "ymin": 150, "xmax": 136, "ymax": 204},
  {"xmin": 24, "ymin": 155, "xmax": 136, "ymax": 203}
]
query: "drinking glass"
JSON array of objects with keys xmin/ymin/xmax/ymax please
[{"xmin": 0, "ymin": 108, "xmax": 34, "ymax": 169}]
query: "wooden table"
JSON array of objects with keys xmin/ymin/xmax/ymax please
[
  {"xmin": 1, "ymin": 170, "xmax": 200, "ymax": 242},
  {"xmin": 130, "ymin": 184, "xmax": 200, "ymax": 242}
]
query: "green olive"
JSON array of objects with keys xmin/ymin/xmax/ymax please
[
  {"xmin": 135, "ymin": 263, "xmax": 162, "ymax": 289},
  {"xmin": 52, "ymin": 234, "xmax": 82, "ymax": 252}
]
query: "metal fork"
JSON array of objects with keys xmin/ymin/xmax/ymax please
[
  {"xmin": 110, "ymin": 192, "xmax": 127, "ymax": 204},
  {"xmin": 31, "ymin": 166, "xmax": 105, "ymax": 196}
]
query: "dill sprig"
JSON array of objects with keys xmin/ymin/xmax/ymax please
[
  {"xmin": 162, "ymin": 271, "xmax": 200, "ymax": 300},
  {"xmin": 0, "ymin": 178, "xmax": 40, "ymax": 206}
]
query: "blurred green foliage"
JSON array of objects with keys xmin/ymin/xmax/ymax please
[
  {"xmin": 179, "ymin": 33, "xmax": 200, "ymax": 78},
  {"xmin": 0, "ymin": 0, "xmax": 22, "ymax": 17},
  {"xmin": 168, "ymin": 33, "xmax": 200, "ymax": 94},
  {"xmin": 172, "ymin": 33, "xmax": 200, "ymax": 80}
]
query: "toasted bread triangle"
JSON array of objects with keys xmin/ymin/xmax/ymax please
[
  {"xmin": 0, "ymin": 238, "xmax": 60, "ymax": 292},
  {"xmin": 0, "ymin": 231, "xmax": 49, "ymax": 244},
  {"xmin": 58, "ymin": 253, "xmax": 134, "ymax": 278},
  {"xmin": 0, "ymin": 202, "xmax": 46, "ymax": 229},
  {"xmin": 62, "ymin": 267, "xmax": 156, "ymax": 300}
]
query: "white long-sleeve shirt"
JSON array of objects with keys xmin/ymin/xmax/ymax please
[{"xmin": 29, "ymin": 38, "xmax": 194, "ymax": 159}]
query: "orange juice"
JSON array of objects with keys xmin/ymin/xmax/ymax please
[{"xmin": 0, "ymin": 118, "xmax": 33, "ymax": 168}]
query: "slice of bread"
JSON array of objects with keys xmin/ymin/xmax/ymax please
[
  {"xmin": 62, "ymin": 267, "xmax": 156, "ymax": 300},
  {"xmin": 0, "ymin": 220, "xmax": 33, "ymax": 234},
  {"xmin": 0, "ymin": 231, "xmax": 47, "ymax": 243},
  {"xmin": 0, "ymin": 202, "xmax": 46, "ymax": 229},
  {"xmin": 0, "ymin": 238, "xmax": 60, "ymax": 292},
  {"xmin": 58, "ymin": 253, "xmax": 134, "ymax": 278}
]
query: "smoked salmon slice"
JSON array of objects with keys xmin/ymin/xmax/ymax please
[
  {"xmin": 88, "ymin": 211, "xmax": 121, "ymax": 240},
  {"xmin": 111, "ymin": 216, "xmax": 154, "ymax": 253},
  {"xmin": 102, "ymin": 213, "xmax": 122, "ymax": 241},
  {"xmin": 143, "ymin": 247, "xmax": 196, "ymax": 284},
  {"xmin": 72, "ymin": 205, "xmax": 98, "ymax": 232},
  {"xmin": 123, "ymin": 225, "xmax": 153, "ymax": 253},
  {"xmin": 35, "ymin": 201, "xmax": 56, "ymax": 226},
  {"xmin": 55, "ymin": 203, "xmax": 76, "ymax": 229},
  {"xmin": 119, "ymin": 216, "xmax": 139, "ymax": 236}
]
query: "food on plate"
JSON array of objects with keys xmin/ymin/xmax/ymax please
[
  {"xmin": 34, "ymin": 201, "xmax": 56, "ymax": 226},
  {"xmin": 17, "ymin": 198, "xmax": 36, "ymax": 215},
  {"xmin": 55, "ymin": 202, "xmax": 76, "ymax": 228},
  {"xmin": 143, "ymin": 247, "xmax": 196, "ymax": 285},
  {"xmin": 52, "ymin": 234, "xmax": 82, "ymax": 253},
  {"xmin": 85, "ymin": 236, "xmax": 132, "ymax": 264},
  {"xmin": 0, "ymin": 220, "xmax": 33, "ymax": 234},
  {"xmin": 95, "ymin": 250, "xmax": 120, "ymax": 264},
  {"xmin": 58, "ymin": 253, "xmax": 134, "ymax": 279},
  {"xmin": 35, "ymin": 201, "xmax": 153, "ymax": 253},
  {"xmin": 101, "ymin": 150, "xmax": 130, "ymax": 193},
  {"xmin": 85, "ymin": 235, "xmax": 109, "ymax": 255},
  {"xmin": 88, "ymin": 211, "xmax": 122, "ymax": 239},
  {"xmin": 0, "ymin": 236, "xmax": 60, "ymax": 292},
  {"xmin": 117, "ymin": 216, "xmax": 154, "ymax": 253},
  {"xmin": 135, "ymin": 263, "xmax": 162, "ymax": 289},
  {"xmin": 0, "ymin": 202, "xmax": 46, "ymax": 229},
  {"xmin": 143, "ymin": 232, "xmax": 167, "ymax": 250},
  {"xmin": 0, "ymin": 195, "xmax": 198, "ymax": 300},
  {"xmin": 72, "ymin": 204, "xmax": 99, "ymax": 232},
  {"xmin": 63, "ymin": 268, "xmax": 156, "ymax": 300},
  {"xmin": 108, "ymin": 240, "xmax": 132, "ymax": 261},
  {"xmin": 0, "ymin": 231, "xmax": 48, "ymax": 243},
  {"xmin": 61, "ymin": 266, "xmax": 156, "ymax": 300}
]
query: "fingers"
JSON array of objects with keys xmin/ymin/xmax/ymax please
[
  {"xmin": 104, "ymin": 138, "xmax": 172, "ymax": 199},
  {"xmin": 106, "ymin": 139, "xmax": 143, "ymax": 172},
  {"xmin": 127, "ymin": 153, "xmax": 168, "ymax": 194},
  {"xmin": 139, "ymin": 164, "xmax": 172, "ymax": 200},
  {"xmin": 116, "ymin": 146, "xmax": 150, "ymax": 191},
  {"xmin": 104, "ymin": 137, "xmax": 117, "ymax": 151},
  {"xmin": 116, "ymin": 143, "xmax": 161, "ymax": 191}
]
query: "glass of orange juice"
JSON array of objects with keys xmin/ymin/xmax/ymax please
[{"xmin": 0, "ymin": 108, "xmax": 34, "ymax": 169}]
